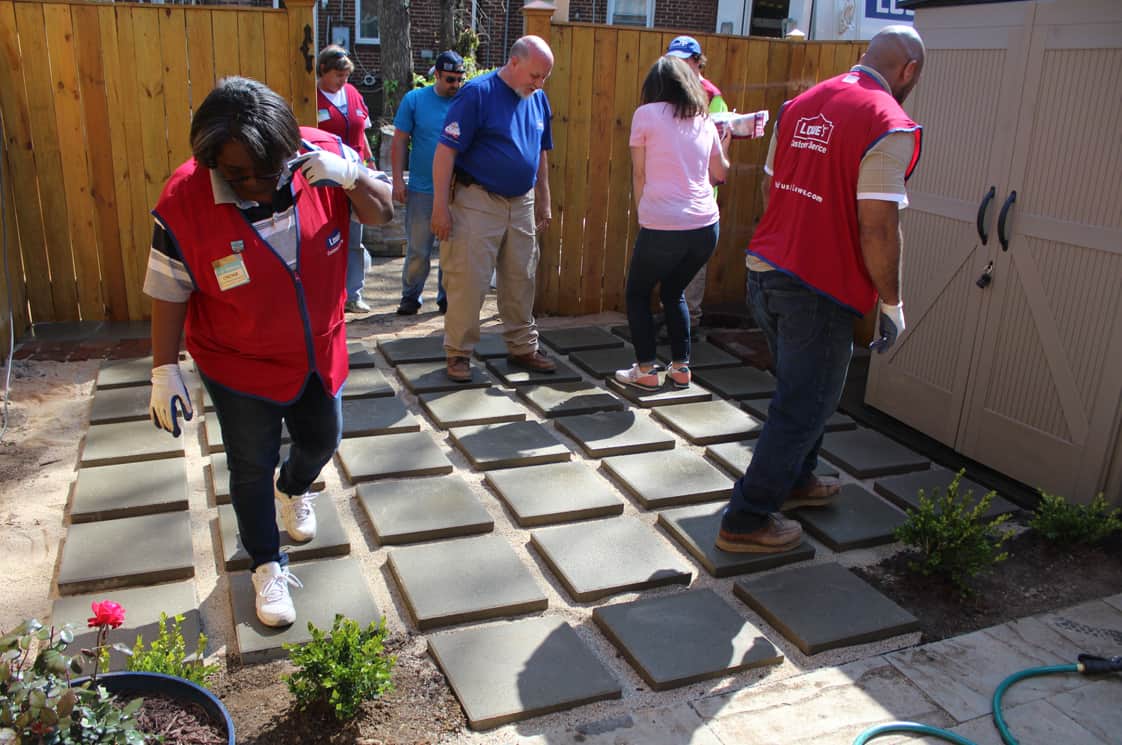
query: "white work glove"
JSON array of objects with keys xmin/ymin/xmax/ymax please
[
  {"xmin": 287, "ymin": 149, "xmax": 360, "ymax": 190},
  {"xmin": 150, "ymin": 363, "xmax": 193, "ymax": 438},
  {"xmin": 869, "ymin": 301, "xmax": 905, "ymax": 354}
]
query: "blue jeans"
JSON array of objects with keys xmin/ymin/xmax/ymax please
[
  {"xmin": 345, "ymin": 220, "xmax": 369, "ymax": 303},
  {"xmin": 401, "ymin": 190, "xmax": 445, "ymax": 306},
  {"xmin": 202, "ymin": 373, "xmax": 342, "ymax": 569},
  {"xmin": 722, "ymin": 271, "xmax": 854, "ymax": 532},
  {"xmin": 625, "ymin": 224, "xmax": 718, "ymax": 363}
]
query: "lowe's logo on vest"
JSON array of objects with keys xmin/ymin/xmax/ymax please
[
  {"xmin": 792, "ymin": 115, "xmax": 833, "ymax": 154},
  {"xmin": 326, "ymin": 229, "xmax": 342, "ymax": 255},
  {"xmin": 865, "ymin": 0, "xmax": 914, "ymax": 21}
]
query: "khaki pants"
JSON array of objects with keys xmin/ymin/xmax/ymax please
[{"xmin": 441, "ymin": 183, "xmax": 540, "ymax": 357}]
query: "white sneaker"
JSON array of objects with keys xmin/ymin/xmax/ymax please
[
  {"xmin": 275, "ymin": 487, "xmax": 317, "ymax": 542},
  {"xmin": 251, "ymin": 562, "xmax": 302, "ymax": 627}
]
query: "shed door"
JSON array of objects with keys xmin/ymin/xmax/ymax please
[
  {"xmin": 864, "ymin": 4, "xmax": 1034, "ymax": 447},
  {"xmin": 958, "ymin": 4, "xmax": 1122, "ymax": 501}
]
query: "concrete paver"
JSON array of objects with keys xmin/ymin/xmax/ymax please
[
  {"xmin": 70, "ymin": 459, "xmax": 189, "ymax": 522},
  {"xmin": 347, "ymin": 343, "xmax": 379, "ymax": 369},
  {"xmin": 516, "ymin": 381, "xmax": 626, "ymax": 418},
  {"xmin": 874, "ymin": 468, "xmax": 1020, "ymax": 519},
  {"xmin": 217, "ymin": 500, "xmax": 350, "ymax": 571},
  {"xmin": 651, "ymin": 399, "xmax": 764, "ymax": 445},
  {"xmin": 81, "ymin": 420, "xmax": 185, "ymax": 467},
  {"xmin": 58, "ymin": 512, "xmax": 194, "ymax": 595},
  {"xmin": 820, "ymin": 428, "xmax": 931, "ymax": 478},
  {"xmin": 485, "ymin": 356, "xmax": 582, "ymax": 386},
  {"xmin": 207, "ymin": 448, "xmax": 324, "ymax": 504},
  {"xmin": 593, "ymin": 589, "xmax": 783, "ymax": 690},
  {"xmin": 601, "ymin": 449, "xmax": 732, "ymax": 509},
  {"xmin": 607, "ymin": 378, "xmax": 714, "ymax": 407},
  {"xmin": 419, "ymin": 388, "xmax": 528, "ymax": 428},
  {"xmin": 357, "ymin": 476, "xmax": 493, "ymax": 544},
  {"xmin": 336, "ymin": 432, "xmax": 454, "ymax": 482},
  {"xmin": 397, "ymin": 359, "xmax": 492, "ymax": 393},
  {"xmin": 96, "ymin": 356, "xmax": 153, "ymax": 389},
  {"xmin": 88, "ymin": 385, "xmax": 152, "ymax": 424},
  {"xmin": 569, "ymin": 346, "xmax": 640, "ymax": 378},
  {"xmin": 530, "ymin": 516, "xmax": 693, "ymax": 601},
  {"xmin": 428, "ymin": 617, "xmax": 621, "ymax": 730},
  {"xmin": 1050, "ymin": 680, "xmax": 1122, "ymax": 744},
  {"xmin": 449, "ymin": 421, "xmax": 571, "ymax": 470},
  {"xmin": 1036, "ymin": 599, "xmax": 1122, "ymax": 657},
  {"xmin": 341, "ymin": 396, "xmax": 421, "ymax": 437},
  {"xmin": 741, "ymin": 396, "xmax": 857, "ymax": 431},
  {"xmin": 378, "ymin": 336, "xmax": 446, "ymax": 365},
  {"xmin": 388, "ymin": 535, "xmax": 548, "ymax": 630},
  {"xmin": 484, "ymin": 462, "xmax": 624, "ymax": 526},
  {"xmin": 704, "ymin": 440, "xmax": 839, "ymax": 480},
  {"xmin": 472, "ymin": 333, "xmax": 509, "ymax": 359},
  {"xmin": 657, "ymin": 503, "xmax": 816, "ymax": 577},
  {"xmin": 691, "ymin": 365, "xmax": 775, "ymax": 400},
  {"xmin": 521, "ymin": 704, "xmax": 725, "ymax": 745},
  {"xmin": 789, "ymin": 484, "xmax": 908, "ymax": 551},
  {"xmin": 945, "ymin": 698, "xmax": 1107, "ymax": 745},
  {"xmin": 540, "ymin": 326, "xmax": 625, "ymax": 353},
  {"xmin": 341, "ymin": 366, "xmax": 394, "ymax": 399},
  {"xmin": 555, "ymin": 410, "xmax": 675, "ymax": 457},
  {"xmin": 656, "ymin": 342, "xmax": 739, "ymax": 370}
]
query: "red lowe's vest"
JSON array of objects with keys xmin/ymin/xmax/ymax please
[
  {"xmin": 153, "ymin": 128, "xmax": 353, "ymax": 403},
  {"xmin": 317, "ymin": 83, "xmax": 373, "ymax": 162},
  {"xmin": 749, "ymin": 69, "xmax": 921, "ymax": 315}
]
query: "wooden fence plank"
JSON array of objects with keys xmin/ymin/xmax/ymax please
[
  {"xmin": 212, "ymin": 8, "xmax": 239, "ymax": 80},
  {"xmin": 132, "ymin": 8, "xmax": 171, "ymax": 218},
  {"xmin": 1, "ymin": 157, "xmax": 29, "ymax": 337},
  {"xmin": 159, "ymin": 7, "xmax": 193, "ymax": 169},
  {"xmin": 536, "ymin": 24, "xmax": 571, "ymax": 313},
  {"xmin": 578, "ymin": 27, "xmax": 616, "ymax": 313},
  {"xmin": 286, "ymin": 0, "xmax": 316, "ymax": 127},
  {"xmin": 263, "ymin": 12, "xmax": 290, "ymax": 102},
  {"xmin": 74, "ymin": 3, "xmax": 128, "ymax": 321},
  {"xmin": 238, "ymin": 10, "xmax": 266, "ymax": 84},
  {"xmin": 557, "ymin": 25, "xmax": 594, "ymax": 314},
  {"xmin": 601, "ymin": 28, "xmax": 639, "ymax": 313},
  {"xmin": 17, "ymin": 1, "xmax": 78, "ymax": 320},
  {"xmin": 186, "ymin": 9, "xmax": 215, "ymax": 110},
  {"xmin": 625, "ymin": 30, "xmax": 664, "ymax": 295},
  {"xmin": 0, "ymin": 0, "xmax": 50, "ymax": 322}
]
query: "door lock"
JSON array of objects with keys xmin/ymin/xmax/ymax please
[{"xmin": 976, "ymin": 260, "xmax": 994, "ymax": 289}]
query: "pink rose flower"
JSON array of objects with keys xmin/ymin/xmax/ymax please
[{"xmin": 87, "ymin": 600, "xmax": 126, "ymax": 629}]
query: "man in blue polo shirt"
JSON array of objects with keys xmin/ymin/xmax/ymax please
[{"xmin": 430, "ymin": 35, "xmax": 556, "ymax": 382}]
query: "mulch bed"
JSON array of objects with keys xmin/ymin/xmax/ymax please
[{"xmin": 132, "ymin": 694, "xmax": 227, "ymax": 745}]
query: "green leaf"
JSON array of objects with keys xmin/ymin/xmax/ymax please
[{"xmin": 121, "ymin": 697, "xmax": 143, "ymax": 717}]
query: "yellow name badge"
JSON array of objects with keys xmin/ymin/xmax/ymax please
[{"xmin": 212, "ymin": 254, "xmax": 250, "ymax": 291}]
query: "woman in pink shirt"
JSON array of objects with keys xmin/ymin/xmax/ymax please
[{"xmin": 616, "ymin": 56, "xmax": 730, "ymax": 391}]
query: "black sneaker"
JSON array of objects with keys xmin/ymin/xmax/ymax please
[
  {"xmin": 396, "ymin": 299, "xmax": 421, "ymax": 316},
  {"xmin": 437, "ymin": 298, "xmax": 448, "ymax": 315}
]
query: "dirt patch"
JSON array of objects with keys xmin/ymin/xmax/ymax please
[
  {"xmin": 854, "ymin": 529, "xmax": 1122, "ymax": 643},
  {"xmin": 211, "ymin": 631, "xmax": 466, "ymax": 745}
]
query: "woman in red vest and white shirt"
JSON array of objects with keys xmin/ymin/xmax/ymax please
[
  {"xmin": 615, "ymin": 56, "xmax": 730, "ymax": 392},
  {"xmin": 316, "ymin": 46, "xmax": 376, "ymax": 313}
]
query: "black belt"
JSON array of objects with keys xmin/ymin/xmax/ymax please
[{"xmin": 454, "ymin": 167, "xmax": 480, "ymax": 188}]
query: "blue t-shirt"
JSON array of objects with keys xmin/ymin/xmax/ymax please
[
  {"xmin": 439, "ymin": 71, "xmax": 553, "ymax": 197},
  {"xmin": 393, "ymin": 85, "xmax": 455, "ymax": 195}
]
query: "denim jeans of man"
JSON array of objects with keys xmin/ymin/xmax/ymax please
[
  {"xmin": 401, "ymin": 190, "xmax": 445, "ymax": 307},
  {"xmin": 202, "ymin": 373, "xmax": 343, "ymax": 569},
  {"xmin": 345, "ymin": 220, "xmax": 370, "ymax": 304},
  {"xmin": 625, "ymin": 223, "xmax": 718, "ymax": 364},
  {"xmin": 721, "ymin": 270, "xmax": 854, "ymax": 533}
]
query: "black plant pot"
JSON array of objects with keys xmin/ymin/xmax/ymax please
[{"xmin": 72, "ymin": 671, "xmax": 234, "ymax": 745}]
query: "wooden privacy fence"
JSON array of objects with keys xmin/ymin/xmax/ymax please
[
  {"xmin": 523, "ymin": 8, "xmax": 866, "ymax": 315},
  {"xmin": 0, "ymin": 0, "xmax": 317, "ymax": 341}
]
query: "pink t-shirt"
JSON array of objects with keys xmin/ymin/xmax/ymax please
[{"xmin": 629, "ymin": 102, "xmax": 721, "ymax": 231}]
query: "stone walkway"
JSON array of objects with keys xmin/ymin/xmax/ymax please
[{"xmin": 29, "ymin": 257, "xmax": 1122, "ymax": 743}]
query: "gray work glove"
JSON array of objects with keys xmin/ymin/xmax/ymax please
[{"xmin": 150, "ymin": 363, "xmax": 193, "ymax": 437}]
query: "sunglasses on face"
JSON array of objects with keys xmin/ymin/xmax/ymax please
[
  {"xmin": 443, "ymin": 74, "xmax": 464, "ymax": 83},
  {"xmin": 220, "ymin": 169, "xmax": 283, "ymax": 185}
]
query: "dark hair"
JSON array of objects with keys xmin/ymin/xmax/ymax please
[
  {"xmin": 640, "ymin": 57, "xmax": 707, "ymax": 119},
  {"xmin": 317, "ymin": 44, "xmax": 354, "ymax": 77},
  {"xmin": 190, "ymin": 77, "xmax": 302, "ymax": 175}
]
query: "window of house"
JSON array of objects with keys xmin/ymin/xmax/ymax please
[
  {"xmin": 355, "ymin": 0, "xmax": 379, "ymax": 45},
  {"xmin": 607, "ymin": 0, "xmax": 652, "ymax": 27}
]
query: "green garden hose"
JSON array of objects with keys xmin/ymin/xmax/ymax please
[{"xmin": 853, "ymin": 654, "xmax": 1122, "ymax": 745}]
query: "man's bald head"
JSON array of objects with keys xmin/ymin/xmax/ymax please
[
  {"xmin": 502, "ymin": 35, "xmax": 554, "ymax": 98},
  {"xmin": 510, "ymin": 35, "xmax": 554, "ymax": 66},
  {"xmin": 860, "ymin": 25, "xmax": 925, "ymax": 104}
]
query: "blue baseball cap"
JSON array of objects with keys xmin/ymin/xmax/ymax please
[
  {"xmin": 435, "ymin": 50, "xmax": 465, "ymax": 73},
  {"xmin": 666, "ymin": 36, "xmax": 702, "ymax": 59}
]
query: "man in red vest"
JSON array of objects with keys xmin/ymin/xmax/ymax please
[{"xmin": 717, "ymin": 26, "xmax": 925, "ymax": 553}]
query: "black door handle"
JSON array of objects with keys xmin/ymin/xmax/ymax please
[
  {"xmin": 976, "ymin": 186, "xmax": 996, "ymax": 245},
  {"xmin": 997, "ymin": 190, "xmax": 1017, "ymax": 252}
]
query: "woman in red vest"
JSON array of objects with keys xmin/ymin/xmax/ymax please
[{"xmin": 316, "ymin": 45, "xmax": 376, "ymax": 313}]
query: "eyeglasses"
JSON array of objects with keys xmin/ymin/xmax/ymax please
[
  {"xmin": 442, "ymin": 74, "xmax": 465, "ymax": 83},
  {"xmin": 220, "ymin": 169, "xmax": 283, "ymax": 185}
]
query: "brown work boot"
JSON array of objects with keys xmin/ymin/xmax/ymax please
[
  {"xmin": 446, "ymin": 356, "xmax": 472, "ymax": 383},
  {"xmin": 508, "ymin": 349, "xmax": 556, "ymax": 373},
  {"xmin": 782, "ymin": 475, "xmax": 841, "ymax": 511},
  {"xmin": 715, "ymin": 514, "xmax": 803, "ymax": 553}
]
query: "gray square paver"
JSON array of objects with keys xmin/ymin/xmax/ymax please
[
  {"xmin": 57, "ymin": 512, "xmax": 194, "ymax": 595},
  {"xmin": 484, "ymin": 356, "xmax": 582, "ymax": 386},
  {"xmin": 348, "ymin": 343, "xmax": 378, "ymax": 369},
  {"xmin": 656, "ymin": 342, "xmax": 740, "ymax": 370},
  {"xmin": 704, "ymin": 440, "xmax": 839, "ymax": 480},
  {"xmin": 357, "ymin": 476, "xmax": 493, "ymax": 544},
  {"xmin": 377, "ymin": 336, "xmax": 446, "ymax": 365},
  {"xmin": 342, "ymin": 396, "xmax": 421, "ymax": 438},
  {"xmin": 229, "ymin": 556, "xmax": 380, "ymax": 663},
  {"xmin": 569, "ymin": 346, "xmax": 638, "ymax": 378},
  {"xmin": 89, "ymin": 385, "xmax": 152, "ymax": 424},
  {"xmin": 607, "ymin": 379, "xmax": 714, "ymax": 407},
  {"xmin": 734, "ymin": 563, "xmax": 919, "ymax": 655},
  {"xmin": 398, "ymin": 360, "xmax": 491, "ymax": 393},
  {"xmin": 449, "ymin": 421, "xmax": 571, "ymax": 470},
  {"xmin": 428, "ymin": 617, "xmax": 621, "ymax": 730},
  {"xmin": 336, "ymin": 432, "xmax": 454, "ymax": 483},
  {"xmin": 484, "ymin": 462, "xmax": 624, "ymax": 526},
  {"xmin": 691, "ymin": 366, "xmax": 775, "ymax": 400},
  {"xmin": 593, "ymin": 589, "xmax": 782, "ymax": 690},
  {"xmin": 204, "ymin": 412, "xmax": 290, "ymax": 454},
  {"xmin": 81, "ymin": 420, "xmax": 185, "ymax": 467},
  {"xmin": 472, "ymin": 333, "xmax": 509, "ymax": 359},
  {"xmin": 651, "ymin": 400, "xmax": 764, "ymax": 445},
  {"xmin": 342, "ymin": 367, "xmax": 394, "ymax": 399},
  {"xmin": 388, "ymin": 534, "xmax": 548, "ymax": 630},
  {"xmin": 601, "ymin": 449, "xmax": 732, "ymax": 509},
  {"xmin": 789, "ymin": 484, "xmax": 908, "ymax": 551},
  {"xmin": 516, "ymin": 381, "xmax": 625, "ymax": 418},
  {"xmin": 71, "ymin": 459, "xmax": 189, "ymax": 523},
  {"xmin": 554, "ymin": 410, "xmax": 675, "ymax": 457},
  {"xmin": 419, "ymin": 388, "xmax": 528, "ymax": 428},
  {"xmin": 208, "ymin": 447, "xmax": 325, "ymax": 504},
  {"xmin": 741, "ymin": 397, "xmax": 857, "ymax": 432},
  {"xmin": 657, "ymin": 503, "xmax": 815, "ymax": 577},
  {"xmin": 609, "ymin": 325, "xmax": 631, "ymax": 342},
  {"xmin": 96, "ymin": 357, "xmax": 153, "ymax": 389},
  {"xmin": 820, "ymin": 428, "xmax": 930, "ymax": 478},
  {"xmin": 217, "ymin": 499, "xmax": 350, "ymax": 571},
  {"xmin": 540, "ymin": 326, "xmax": 625, "ymax": 353},
  {"xmin": 530, "ymin": 516, "xmax": 693, "ymax": 601},
  {"xmin": 873, "ymin": 468, "xmax": 1020, "ymax": 519}
]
